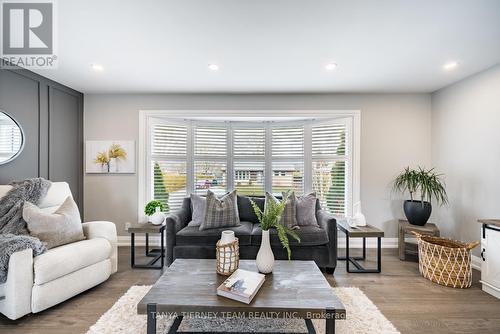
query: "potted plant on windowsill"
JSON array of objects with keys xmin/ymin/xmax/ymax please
[
  {"xmin": 250, "ymin": 192, "xmax": 300, "ymax": 273},
  {"xmin": 393, "ymin": 167, "xmax": 448, "ymax": 226}
]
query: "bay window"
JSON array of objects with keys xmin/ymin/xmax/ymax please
[{"xmin": 143, "ymin": 113, "xmax": 358, "ymax": 217}]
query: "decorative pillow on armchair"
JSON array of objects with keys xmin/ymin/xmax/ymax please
[
  {"xmin": 200, "ymin": 190, "xmax": 240, "ymax": 230},
  {"xmin": 23, "ymin": 196, "xmax": 85, "ymax": 249}
]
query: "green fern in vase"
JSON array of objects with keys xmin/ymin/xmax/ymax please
[{"xmin": 250, "ymin": 191, "xmax": 300, "ymax": 260}]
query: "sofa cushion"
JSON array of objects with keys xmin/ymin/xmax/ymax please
[
  {"xmin": 251, "ymin": 224, "xmax": 328, "ymax": 247},
  {"xmin": 237, "ymin": 196, "xmax": 264, "ymax": 224},
  {"xmin": 33, "ymin": 238, "xmax": 111, "ymax": 285},
  {"xmin": 200, "ymin": 190, "xmax": 240, "ymax": 230},
  {"xmin": 177, "ymin": 221, "xmax": 253, "ymax": 246}
]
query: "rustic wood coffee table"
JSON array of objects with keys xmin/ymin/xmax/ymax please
[{"xmin": 138, "ymin": 259, "xmax": 345, "ymax": 334}]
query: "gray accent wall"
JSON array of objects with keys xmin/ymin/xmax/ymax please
[{"xmin": 0, "ymin": 68, "xmax": 83, "ymax": 208}]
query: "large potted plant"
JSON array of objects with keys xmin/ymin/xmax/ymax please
[
  {"xmin": 250, "ymin": 192, "xmax": 300, "ymax": 273},
  {"xmin": 393, "ymin": 167, "xmax": 448, "ymax": 226}
]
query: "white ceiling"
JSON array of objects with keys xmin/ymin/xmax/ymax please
[{"xmin": 33, "ymin": 0, "xmax": 500, "ymax": 94}]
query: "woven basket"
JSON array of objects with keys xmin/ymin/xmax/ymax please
[
  {"xmin": 412, "ymin": 231, "xmax": 479, "ymax": 288},
  {"xmin": 216, "ymin": 238, "xmax": 239, "ymax": 276}
]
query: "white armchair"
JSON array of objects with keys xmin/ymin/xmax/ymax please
[{"xmin": 0, "ymin": 182, "xmax": 117, "ymax": 320}]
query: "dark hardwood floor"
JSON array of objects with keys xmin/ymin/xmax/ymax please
[{"xmin": 1, "ymin": 247, "xmax": 500, "ymax": 334}]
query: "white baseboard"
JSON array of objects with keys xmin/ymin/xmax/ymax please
[
  {"xmin": 471, "ymin": 254, "xmax": 481, "ymax": 271},
  {"xmin": 117, "ymin": 236, "xmax": 399, "ymax": 248}
]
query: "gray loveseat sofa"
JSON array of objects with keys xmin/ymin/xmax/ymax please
[{"xmin": 165, "ymin": 195, "xmax": 338, "ymax": 273}]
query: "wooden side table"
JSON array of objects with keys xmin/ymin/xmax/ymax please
[
  {"xmin": 337, "ymin": 220, "xmax": 384, "ymax": 273},
  {"xmin": 398, "ymin": 220, "xmax": 440, "ymax": 260},
  {"xmin": 127, "ymin": 222, "xmax": 165, "ymax": 269}
]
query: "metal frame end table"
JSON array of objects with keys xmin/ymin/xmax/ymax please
[
  {"xmin": 337, "ymin": 220, "xmax": 384, "ymax": 273},
  {"xmin": 127, "ymin": 222, "xmax": 165, "ymax": 269}
]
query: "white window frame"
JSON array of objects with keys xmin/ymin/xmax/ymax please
[{"xmin": 138, "ymin": 110, "xmax": 360, "ymax": 222}]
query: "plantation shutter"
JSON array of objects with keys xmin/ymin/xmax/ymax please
[
  {"xmin": 232, "ymin": 127, "xmax": 266, "ymax": 195},
  {"xmin": 311, "ymin": 123, "xmax": 347, "ymax": 215},
  {"xmin": 271, "ymin": 126, "xmax": 304, "ymax": 195},
  {"xmin": 233, "ymin": 128, "xmax": 265, "ymax": 158},
  {"xmin": 151, "ymin": 123, "xmax": 188, "ymax": 211},
  {"xmin": 193, "ymin": 125, "xmax": 228, "ymax": 194},
  {"xmin": 272, "ymin": 126, "xmax": 304, "ymax": 157},
  {"xmin": 194, "ymin": 125, "xmax": 227, "ymax": 157},
  {"xmin": 147, "ymin": 118, "xmax": 353, "ymax": 216}
]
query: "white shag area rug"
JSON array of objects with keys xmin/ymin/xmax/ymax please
[{"xmin": 86, "ymin": 285, "xmax": 399, "ymax": 334}]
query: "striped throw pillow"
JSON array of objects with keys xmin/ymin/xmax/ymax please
[{"xmin": 200, "ymin": 190, "xmax": 240, "ymax": 230}]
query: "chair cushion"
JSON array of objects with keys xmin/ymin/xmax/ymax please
[
  {"xmin": 251, "ymin": 225, "xmax": 328, "ymax": 247},
  {"xmin": 33, "ymin": 238, "xmax": 111, "ymax": 285},
  {"xmin": 24, "ymin": 196, "xmax": 85, "ymax": 249},
  {"xmin": 177, "ymin": 221, "xmax": 253, "ymax": 246}
]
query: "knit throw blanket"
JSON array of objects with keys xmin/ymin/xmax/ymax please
[{"xmin": 0, "ymin": 178, "xmax": 51, "ymax": 283}]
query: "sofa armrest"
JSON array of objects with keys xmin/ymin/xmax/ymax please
[
  {"xmin": 0, "ymin": 249, "xmax": 33, "ymax": 320},
  {"xmin": 316, "ymin": 210, "xmax": 338, "ymax": 268},
  {"xmin": 165, "ymin": 201, "xmax": 191, "ymax": 266},
  {"xmin": 82, "ymin": 221, "xmax": 118, "ymax": 274}
]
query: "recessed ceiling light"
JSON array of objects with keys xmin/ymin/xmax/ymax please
[
  {"xmin": 325, "ymin": 63, "xmax": 338, "ymax": 71},
  {"xmin": 91, "ymin": 63, "xmax": 104, "ymax": 72},
  {"xmin": 443, "ymin": 61, "xmax": 459, "ymax": 70},
  {"xmin": 208, "ymin": 64, "xmax": 219, "ymax": 71}
]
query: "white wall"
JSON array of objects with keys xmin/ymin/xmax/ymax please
[
  {"xmin": 84, "ymin": 93, "xmax": 432, "ymax": 236},
  {"xmin": 431, "ymin": 64, "xmax": 500, "ymax": 254}
]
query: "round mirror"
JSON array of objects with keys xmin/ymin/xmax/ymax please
[{"xmin": 0, "ymin": 110, "xmax": 24, "ymax": 165}]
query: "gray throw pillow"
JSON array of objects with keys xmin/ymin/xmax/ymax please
[
  {"xmin": 188, "ymin": 193, "xmax": 206, "ymax": 227},
  {"xmin": 200, "ymin": 190, "xmax": 240, "ymax": 230},
  {"xmin": 265, "ymin": 192, "xmax": 297, "ymax": 229},
  {"xmin": 295, "ymin": 192, "xmax": 319, "ymax": 226},
  {"xmin": 23, "ymin": 196, "xmax": 85, "ymax": 249}
]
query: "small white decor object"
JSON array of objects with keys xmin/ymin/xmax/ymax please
[
  {"xmin": 256, "ymin": 230, "xmax": 275, "ymax": 274},
  {"xmin": 352, "ymin": 201, "xmax": 367, "ymax": 227},
  {"xmin": 86, "ymin": 140, "xmax": 135, "ymax": 174},
  {"xmin": 217, "ymin": 269, "xmax": 265, "ymax": 304},
  {"xmin": 347, "ymin": 217, "xmax": 357, "ymax": 228},
  {"xmin": 220, "ymin": 230, "xmax": 236, "ymax": 245},
  {"xmin": 149, "ymin": 206, "xmax": 165, "ymax": 225}
]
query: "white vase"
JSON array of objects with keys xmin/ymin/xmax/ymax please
[
  {"xmin": 108, "ymin": 158, "xmax": 117, "ymax": 173},
  {"xmin": 256, "ymin": 230, "xmax": 274, "ymax": 274},
  {"xmin": 149, "ymin": 206, "xmax": 165, "ymax": 225}
]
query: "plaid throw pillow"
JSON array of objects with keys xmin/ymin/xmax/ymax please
[
  {"xmin": 265, "ymin": 192, "xmax": 297, "ymax": 229},
  {"xmin": 200, "ymin": 190, "xmax": 240, "ymax": 230}
]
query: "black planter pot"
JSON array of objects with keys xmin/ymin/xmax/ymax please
[{"xmin": 403, "ymin": 200, "xmax": 432, "ymax": 226}]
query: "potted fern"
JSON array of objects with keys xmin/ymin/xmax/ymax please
[
  {"xmin": 393, "ymin": 167, "xmax": 448, "ymax": 226},
  {"xmin": 250, "ymin": 192, "xmax": 300, "ymax": 273}
]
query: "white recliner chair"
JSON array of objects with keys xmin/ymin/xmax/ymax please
[{"xmin": 0, "ymin": 182, "xmax": 117, "ymax": 320}]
